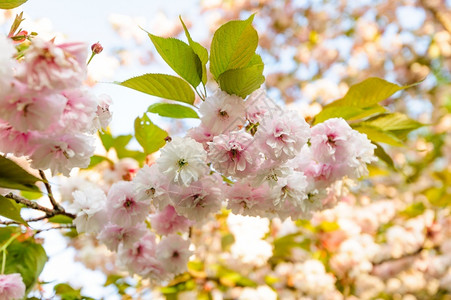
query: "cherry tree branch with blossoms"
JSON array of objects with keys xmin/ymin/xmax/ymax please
[{"xmin": 0, "ymin": 0, "xmax": 444, "ymax": 299}]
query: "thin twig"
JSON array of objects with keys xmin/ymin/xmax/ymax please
[
  {"xmin": 0, "ymin": 215, "xmax": 50, "ymax": 225},
  {"xmin": 39, "ymin": 170, "xmax": 63, "ymax": 211},
  {"xmin": 34, "ymin": 224, "xmax": 75, "ymax": 234}
]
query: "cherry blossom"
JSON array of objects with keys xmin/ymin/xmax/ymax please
[
  {"xmin": 0, "ymin": 273, "xmax": 26, "ymax": 300},
  {"xmin": 30, "ymin": 132, "xmax": 95, "ymax": 176},
  {"xmin": 208, "ymin": 131, "xmax": 260, "ymax": 178},
  {"xmin": 106, "ymin": 181, "xmax": 150, "ymax": 227},
  {"xmin": 199, "ymin": 89, "xmax": 246, "ymax": 135},
  {"xmin": 70, "ymin": 188, "xmax": 107, "ymax": 234},
  {"xmin": 255, "ymin": 110, "xmax": 310, "ymax": 162},
  {"xmin": 157, "ymin": 136, "xmax": 208, "ymax": 186},
  {"xmin": 156, "ymin": 234, "xmax": 192, "ymax": 274},
  {"xmin": 17, "ymin": 38, "xmax": 87, "ymax": 91}
]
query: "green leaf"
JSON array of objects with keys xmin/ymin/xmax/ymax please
[
  {"xmin": 20, "ymin": 190, "xmax": 42, "ymax": 200},
  {"xmin": 353, "ymin": 125, "xmax": 404, "ymax": 147},
  {"xmin": 400, "ymin": 202, "xmax": 426, "ymax": 218},
  {"xmin": 0, "ymin": 227, "xmax": 18, "ymax": 243},
  {"xmin": 210, "ymin": 14, "xmax": 258, "ymax": 79},
  {"xmin": 318, "ymin": 221, "xmax": 340, "ymax": 232},
  {"xmin": 147, "ymin": 33, "xmax": 202, "ymax": 88},
  {"xmin": 48, "ymin": 215, "xmax": 73, "ymax": 224},
  {"xmin": 54, "ymin": 283, "xmax": 82, "ymax": 299},
  {"xmin": 0, "ymin": 239, "xmax": 47, "ymax": 293},
  {"xmin": 147, "ymin": 103, "xmax": 199, "ymax": 119},
  {"xmin": 0, "ymin": 195, "xmax": 27, "ymax": 225},
  {"xmin": 99, "ymin": 131, "xmax": 115, "ymax": 151},
  {"xmin": 327, "ymin": 77, "xmax": 416, "ymax": 108},
  {"xmin": 0, "ymin": 156, "xmax": 40, "ymax": 192},
  {"xmin": 99, "ymin": 132, "xmax": 146, "ymax": 162},
  {"xmin": 423, "ymin": 187, "xmax": 449, "ymax": 207},
  {"xmin": 0, "ymin": 0, "xmax": 28, "ymax": 9},
  {"xmin": 180, "ymin": 16, "xmax": 208, "ymax": 85},
  {"xmin": 362, "ymin": 112, "xmax": 423, "ymax": 132},
  {"xmin": 118, "ymin": 73, "xmax": 195, "ymax": 105},
  {"xmin": 134, "ymin": 114, "xmax": 168, "ymax": 155},
  {"xmin": 313, "ymin": 105, "xmax": 386, "ymax": 124},
  {"xmin": 218, "ymin": 63, "xmax": 265, "ymax": 98},
  {"xmin": 221, "ymin": 233, "xmax": 235, "ymax": 251},
  {"xmin": 88, "ymin": 155, "xmax": 114, "ymax": 168},
  {"xmin": 373, "ymin": 142, "xmax": 395, "ymax": 170}
]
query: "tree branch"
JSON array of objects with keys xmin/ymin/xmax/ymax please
[
  {"xmin": 39, "ymin": 170, "xmax": 64, "ymax": 211},
  {"xmin": 5, "ymin": 193, "xmax": 76, "ymax": 219},
  {"xmin": 34, "ymin": 224, "xmax": 75, "ymax": 234}
]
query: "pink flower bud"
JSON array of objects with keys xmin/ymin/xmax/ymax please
[{"xmin": 91, "ymin": 42, "xmax": 103, "ymax": 54}]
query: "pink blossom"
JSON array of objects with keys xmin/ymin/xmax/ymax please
[
  {"xmin": 0, "ymin": 273, "xmax": 26, "ymax": 300},
  {"xmin": 107, "ymin": 181, "xmax": 150, "ymax": 227},
  {"xmin": 208, "ymin": 131, "xmax": 261, "ymax": 178},
  {"xmin": 132, "ymin": 164, "xmax": 171, "ymax": 210},
  {"xmin": 17, "ymin": 38, "xmax": 87, "ymax": 91},
  {"xmin": 244, "ymin": 88, "xmax": 276, "ymax": 124},
  {"xmin": 59, "ymin": 88, "xmax": 98, "ymax": 132},
  {"xmin": 251, "ymin": 159, "xmax": 292, "ymax": 187},
  {"xmin": 102, "ymin": 158, "xmax": 139, "ymax": 184},
  {"xmin": 310, "ymin": 118, "xmax": 354, "ymax": 163},
  {"xmin": 270, "ymin": 170, "xmax": 308, "ymax": 210},
  {"xmin": 0, "ymin": 121, "xmax": 35, "ymax": 156},
  {"xmin": 255, "ymin": 110, "xmax": 310, "ymax": 162},
  {"xmin": 187, "ymin": 124, "xmax": 214, "ymax": 150},
  {"xmin": 70, "ymin": 188, "xmax": 107, "ymax": 234},
  {"xmin": 226, "ymin": 182, "xmax": 273, "ymax": 216},
  {"xmin": 98, "ymin": 223, "xmax": 148, "ymax": 251},
  {"xmin": 156, "ymin": 234, "xmax": 192, "ymax": 274},
  {"xmin": 199, "ymin": 89, "xmax": 245, "ymax": 134},
  {"xmin": 150, "ymin": 205, "xmax": 192, "ymax": 235},
  {"xmin": 0, "ymin": 35, "xmax": 16, "ymax": 92},
  {"xmin": 0, "ymin": 81, "xmax": 67, "ymax": 132},
  {"xmin": 29, "ymin": 132, "xmax": 95, "ymax": 176},
  {"xmin": 294, "ymin": 146, "xmax": 339, "ymax": 187},
  {"xmin": 118, "ymin": 233, "xmax": 169, "ymax": 281},
  {"xmin": 343, "ymin": 130, "xmax": 377, "ymax": 178},
  {"xmin": 91, "ymin": 94, "xmax": 112, "ymax": 133},
  {"xmin": 170, "ymin": 175, "xmax": 223, "ymax": 222}
]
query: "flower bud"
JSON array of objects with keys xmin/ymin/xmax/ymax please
[{"xmin": 91, "ymin": 42, "xmax": 103, "ymax": 54}]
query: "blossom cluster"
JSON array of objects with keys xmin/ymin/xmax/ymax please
[
  {"xmin": 186, "ymin": 88, "xmax": 375, "ymax": 220},
  {"xmin": 0, "ymin": 35, "xmax": 112, "ymax": 176},
  {"xmin": 69, "ymin": 184, "xmax": 193, "ymax": 282},
  {"xmin": 68, "ymin": 87, "xmax": 376, "ymax": 282}
]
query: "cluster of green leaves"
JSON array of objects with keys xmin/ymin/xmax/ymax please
[
  {"xmin": 88, "ymin": 131, "xmax": 147, "ymax": 168},
  {"xmin": 117, "ymin": 15, "xmax": 263, "ymax": 157},
  {"xmin": 313, "ymin": 77, "xmax": 424, "ymax": 169},
  {"xmin": 0, "ymin": 227, "xmax": 47, "ymax": 294}
]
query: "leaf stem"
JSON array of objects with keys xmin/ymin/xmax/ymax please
[
  {"xmin": 195, "ymin": 88, "xmax": 205, "ymax": 101},
  {"xmin": 0, "ymin": 232, "xmax": 20, "ymax": 274},
  {"xmin": 1, "ymin": 250, "xmax": 5, "ymax": 274}
]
